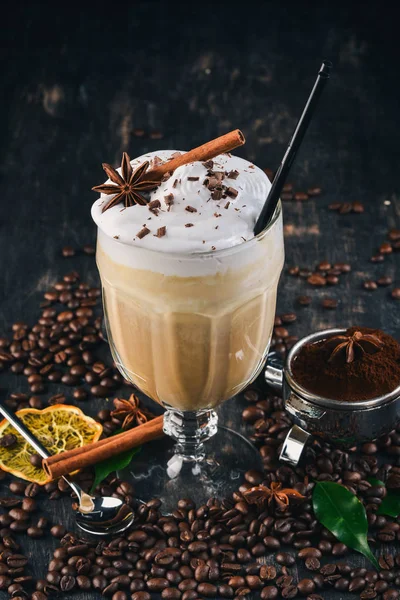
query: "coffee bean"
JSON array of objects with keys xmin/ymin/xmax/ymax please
[
  {"xmin": 83, "ymin": 244, "xmax": 95, "ymax": 255},
  {"xmin": 131, "ymin": 593, "xmax": 151, "ymax": 600},
  {"xmin": 321, "ymin": 297, "xmax": 338, "ymax": 309},
  {"xmin": 0, "ymin": 434, "xmax": 17, "ymax": 448},
  {"xmin": 60, "ymin": 575, "xmax": 76, "ymax": 592},
  {"xmin": 50, "ymin": 525, "xmax": 66, "ymax": 538},
  {"xmin": 377, "ymin": 276, "xmax": 393, "ymax": 286},
  {"xmin": 275, "ymin": 552, "xmax": 295, "ymax": 566},
  {"xmin": 147, "ymin": 578, "xmax": 169, "ymax": 592},
  {"xmin": 8, "ymin": 508, "xmax": 29, "ymax": 521},
  {"xmin": 297, "ymin": 579, "xmax": 315, "ymax": 595},
  {"xmin": 29, "ymin": 454, "xmax": 43, "ymax": 468},
  {"xmin": 294, "ymin": 192, "xmax": 308, "ymax": 201},
  {"xmin": 334, "ymin": 577, "xmax": 349, "ymax": 591},
  {"xmin": 197, "ymin": 582, "xmax": 217, "ymax": 597},
  {"xmin": 349, "ymin": 577, "xmax": 366, "ymax": 592},
  {"xmin": 32, "ymin": 593, "xmax": 48, "ymax": 600},
  {"xmin": 392, "ymin": 288, "xmax": 400, "ymax": 300},
  {"xmin": 27, "ymin": 526, "xmax": 44, "ymax": 538},
  {"xmin": 218, "ymin": 583, "xmax": 234, "ymax": 598},
  {"xmin": 280, "ymin": 313, "xmax": 297, "ymax": 323},
  {"xmin": 297, "ymin": 295, "xmax": 312, "ymax": 306},
  {"xmin": 307, "ymin": 274, "xmax": 326, "ymax": 286},
  {"xmin": 242, "ymin": 406, "xmax": 265, "ymax": 423},
  {"xmin": 371, "ymin": 254, "xmax": 385, "ymax": 262},
  {"xmin": 332, "ymin": 542, "xmax": 347, "ymax": 556},
  {"xmin": 281, "ymin": 585, "xmax": 298, "ymax": 598},
  {"xmin": 162, "ymin": 588, "xmax": 182, "ymax": 600},
  {"xmin": 305, "ymin": 558, "xmax": 320, "ymax": 571},
  {"xmin": 383, "ymin": 591, "xmax": 399, "ymax": 600},
  {"xmin": 261, "ymin": 586, "xmax": 279, "ymax": 599},
  {"xmin": 112, "ymin": 592, "xmax": 128, "ymax": 600},
  {"xmin": 320, "ymin": 564, "xmax": 336, "ymax": 576},
  {"xmin": 380, "ymin": 242, "xmax": 393, "ymax": 254}
]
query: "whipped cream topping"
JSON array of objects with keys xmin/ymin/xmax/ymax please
[{"xmin": 91, "ymin": 150, "xmax": 271, "ymax": 254}]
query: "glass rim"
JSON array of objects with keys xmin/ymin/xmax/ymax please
[{"xmin": 96, "ymin": 201, "xmax": 282, "ymax": 262}]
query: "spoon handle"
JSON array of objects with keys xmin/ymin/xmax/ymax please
[
  {"xmin": 0, "ymin": 402, "xmax": 83, "ymax": 499},
  {"xmin": 0, "ymin": 403, "xmax": 50, "ymax": 459}
]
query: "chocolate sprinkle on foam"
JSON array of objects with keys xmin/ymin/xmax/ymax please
[
  {"xmin": 156, "ymin": 226, "xmax": 166, "ymax": 237},
  {"xmin": 136, "ymin": 227, "xmax": 150, "ymax": 239}
]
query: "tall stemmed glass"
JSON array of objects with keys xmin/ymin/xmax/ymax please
[{"xmin": 95, "ymin": 203, "xmax": 284, "ymax": 505}]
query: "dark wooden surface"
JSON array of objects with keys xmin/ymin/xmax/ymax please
[{"xmin": 0, "ymin": 1, "xmax": 399, "ymax": 597}]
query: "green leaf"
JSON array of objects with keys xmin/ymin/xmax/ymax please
[
  {"xmin": 90, "ymin": 445, "xmax": 141, "ymax": 494},
  {"xmin": 313, "ymin": 481, "xmax": 379, "ymax": 570},
  {"xmin": 368, "ymin": 477, "xmax": 400, "ymax": 518}
]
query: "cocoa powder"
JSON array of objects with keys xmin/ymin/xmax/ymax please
[{"xmin": 292, "ymin": 326, "xmax": 400, "ymax": 401}]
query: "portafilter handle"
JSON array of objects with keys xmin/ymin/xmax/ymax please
[
  {"xmin": 264, "ymin": 351, "xmax": 284, "ymax": 394},
  {"xmin": 264, "ymin": 352, "xmax": 311, "ymax": 466}
]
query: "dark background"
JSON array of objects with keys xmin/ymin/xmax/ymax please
[
  {"xmin": 1, "ymin": 0, "xmax": 399, "ymax": 334},
  {"xmin": 0, "ymin": 0, "xmax": 399, "ymax": 597}
]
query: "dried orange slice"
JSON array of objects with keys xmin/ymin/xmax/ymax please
[{"xmin": 0, "ymin": 405, "xmax": 102, "ymax": 484}]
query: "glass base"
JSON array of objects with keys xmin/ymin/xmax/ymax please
[{"xmin": 118, "ymin": 425, "xmax": 262, "ymax": 513}]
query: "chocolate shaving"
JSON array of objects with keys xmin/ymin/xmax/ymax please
[
  {"xmin": 164, "ymin": 194, "xmax": 174, "ymax": 210},
  {"xmin": 224, "ymin": 201, "xmax": 230, "ymax": 209},
  {"xmin": 203, "ymin": 160, "xmax": 214, "ymax": 170},
  {"xmin": 188, "ymin": 176, "xmax": 199, "ymax": 181},
  {"xmin": 155, "ymin": 226, "xmax": 166, "ymax": 238},
  {"xmin": 214, "ymin": 213, "xmax": 222, "ymax": 218},
  {"xmin": 226, "ymin": 187, "xmax": 238, "ymax": 198},
  {"xmin": 226, "ymin": 169, "xmax": 239, "ymax": 180},
  {"xmin": 136, "ymin": 227, "xmax": 150, "ymax": 239},
  {"xmin": 150, "ymin": 155, "xmax": 163, "ymax": 168},
  {"xmin": 185, "ymin": 223, "xmax": 194, "ymax": 228},
  {"xmin": 172, "ymin": 179, "xmax": 178, "ymax": 188},
  {"xmin": 185, "ymin": 205, "xmax": 197, "ymax": 213},
  {"xmin": 148, "ymin": 199, "xmax": 161, "ymax": 211},
  {"xmin": 211, "ymin": 189, "xmax": 223, "ymax": 200}
]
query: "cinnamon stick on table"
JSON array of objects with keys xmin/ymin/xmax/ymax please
[
  {"xmin": 145, "ymin": 129, "xmax": 245, "ymax": 181},
  {"xmin": 43, "ymin": 415, "xmax": 164, "ymax": 481}
]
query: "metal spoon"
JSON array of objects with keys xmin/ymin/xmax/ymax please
[{"xmin": 0, "ymin": 403, "xmax": 135, "ymax": 536}]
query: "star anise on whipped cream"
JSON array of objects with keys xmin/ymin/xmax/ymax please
[
  {"xmin": 243, "ymin": 482, "xmax": 304, "ymax": 511},
  {"xmin": 110, "ymin": 394, "xmax": 154, "ymax": 430},
  {"xmin": 92, "ymin": 152, "xmax": 159, "ymax": 213},
  {"xmin": 325, "ymin": 330, "xmax": 384, "ymax": 365}
]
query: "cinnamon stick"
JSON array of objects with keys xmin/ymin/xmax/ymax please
[
  {"xmin": 43, "ymin": 415, "xmax": 164, "ymax": 480},
  {"xmin": 146, "ymin": 129, "xmax": 245, "ymax": 181}
]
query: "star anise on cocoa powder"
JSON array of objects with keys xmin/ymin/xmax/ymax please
[
  {"xmin": 325, "ymin": 330, "xmax": 384, "ymax": 365},
  {"xmin": 110, "ymin": 394, "xmax": 154, "ymax": 430},
  {"xmin": 243, "ymin": 482, "xmax": 304, "ymax": 510},
  {"xmin": 92, "ymin": 153, "xmax": 159, "ymax": 213}
]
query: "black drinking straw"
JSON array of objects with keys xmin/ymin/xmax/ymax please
[{"xmin": 254, "ymin": 60, "xmax": 332, "ymax": 236}]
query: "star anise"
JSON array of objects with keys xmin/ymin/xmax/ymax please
[
  {"xmin": 243, "ymin": 482, "xmax": 304, "ymax": 511},
  {"xmin": 325, "ymin": 330, "xmax": 384, "ymax": 365},
  {"xmin": 110, "ymin": 394, "xmax": 154, "ymax": 430},
  {"xmin": 92, "ymin": 152, "xmax": 159, "ymax": 213}
]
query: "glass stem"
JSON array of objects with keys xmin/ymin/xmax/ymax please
[{"xmin": 163, "ymin": 406, "xmax": 218, "ymax": 462}]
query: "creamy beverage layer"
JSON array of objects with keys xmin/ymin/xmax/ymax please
[
  {"xmin": 92, "ymin": 151, "xmax": 274, "ymax": 275},
  {"xmin": 92, "ymin": 149, "xmax": 284, "ymax": 411},
  {"xmin": 98, "ymin": 221, "xmax": 284, "ymax": 410}
]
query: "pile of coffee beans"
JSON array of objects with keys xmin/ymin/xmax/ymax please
[
  {"xmin": 0, "ymin": 269, "xmax": 125, "ymax": 406},
  {"xmin": 0, "ymin": 231, "xmax": 398, "ymax": 600}
]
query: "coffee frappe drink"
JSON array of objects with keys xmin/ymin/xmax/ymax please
[
  {"xmin": 92, "ymin": 150, "xmax": 284, "ymax": 411},
  {"xmin": 92, "ymin": 137, "xmax": 284, "ymax": 497}
]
